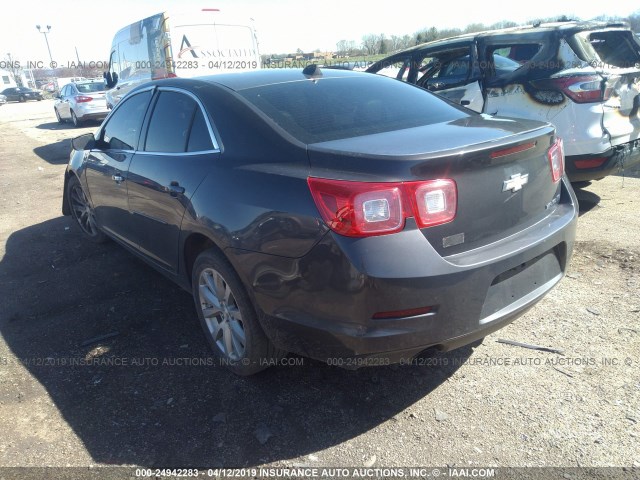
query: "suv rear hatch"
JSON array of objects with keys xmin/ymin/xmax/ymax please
[{"xmin": 570, "ymin": 28, "xmax": 640, "ymax": 147}]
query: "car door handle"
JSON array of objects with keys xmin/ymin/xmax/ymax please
[
  {"xmin": 461, "ymin": 100, "xmax": 471, "ymax": 106},
  {"xmin": 112, "ymin": 174, "xmax": 124, "ymax": 184},
  {"xmin": 166, "ymin": 182, "xmax": 185, "ymax": 195}
]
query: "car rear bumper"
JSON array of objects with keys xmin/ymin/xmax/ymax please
[
  {"xmin": 566, "ymin": 139, "xmax": 640, "ymax": 182},
  {"xmin": 76, "ymin": 111, "xmax": 109, "ymax": 122},
  {"xmin": 231, "ymin": 178, "xmax": 578, "ymax": 365}
]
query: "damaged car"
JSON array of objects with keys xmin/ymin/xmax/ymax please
[
  {"xmin": 367, "ymin": 21, "xmax": 640, "ymax": 182},
  {"xmin": 63, "ymin": 68, "xmax": 578, "ymax": 375}
]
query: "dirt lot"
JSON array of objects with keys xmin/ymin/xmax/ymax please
[{"xmin": 0, "ymin": 100, "xmax": 639, "ymax": 472}]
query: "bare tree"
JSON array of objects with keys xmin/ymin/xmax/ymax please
[
  {"xmin": 346, "ymin": 40, "xmax": 357, "ymax": 56},
  {"xmin": 390, "ymin": 35, "xmax": 403, "ymax": 52},
  {"xmin": 490, "ymin": 20, "xmax": 518, "ymax": 29},
  {"xmin": 336, "ymin": 39, "xmax": 349, "ymax": 57},
  {"xmin": 379, "ymin": 34, "xmax": 389, "ymax": 55},
  {"xmin": 626, "ymin": 11, "xmax": 640, "ymax": 32},
  {"xmin": 425, "ymin": 27, "xmax": 439, "ymax": 42},
  {"xmin": 361, "ymin": 34, "xmax": 380, "ymax": 55}
]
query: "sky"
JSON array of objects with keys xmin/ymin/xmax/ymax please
[{"xmin": 1, "ymin": 0, "xmax": 638, "ymax": 65}]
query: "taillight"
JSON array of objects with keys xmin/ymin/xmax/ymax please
[
  {"xmin": 531, "ymin": 75, "xmax": 604, "ymax": 104},
  {"xmin": 74, "ymin": 95, "xmax": 93, "ymax": 103},
  {"xmin": 405, "ymin": 179, "xmax": 457, "ymax": 228},
  {"xmin": 307, "ymin": 177, "xmax": 457, "ymax": 237},
  {"xmin": 547, "ymin": 137, "xmax": 564, "ymax": 183}
]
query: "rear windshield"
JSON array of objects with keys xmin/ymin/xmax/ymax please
[
  {"xmin": 76, "ymin": 82, "xmax": 106, "ymax": 93},
  {"xmin": 572, "ymin": 30, "xmax": 640, "ymax": 68},
  {"xmin": 237, "ymin": 75, "xmax": 469, "ymax": 144}
]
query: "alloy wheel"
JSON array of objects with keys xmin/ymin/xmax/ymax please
[
  {"xmin": 198, "ymin": 268, "xmax": 246, "ymax": 361},
  {"xmin": 69, "ymin": 182, "xmax": 99, "ymax": 237}
]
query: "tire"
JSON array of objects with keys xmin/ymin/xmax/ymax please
[
  {"xmin": 19, "ymin": 95, "xmax": 26, "ymax": 103},
  {"xmin": 54, "ymin": 107, "xmax": 64, "ymax": 124},
  {"xmin": 192, "ymin": 249, "xmax": 282, "ymax": 375},
  {"xmin": 66, "ymin": 175, "xmax": 107, "ymax": 243},
  {"xmin": 71, "ymin": 110, "xmax": 82, "ymax": 128}
]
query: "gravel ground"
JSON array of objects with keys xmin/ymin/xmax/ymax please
[{"xmin": 0, "ymin": 100, "xmax": 638, "ymax": 473}]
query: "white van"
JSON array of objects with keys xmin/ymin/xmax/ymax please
[{"xmin": 104, "ymin": 9, "xmax": 260, "ymax": 108}]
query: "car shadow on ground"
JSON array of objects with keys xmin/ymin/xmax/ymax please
[
  {"xmin": 34, "ymin": 122, "xmax": 100, "ymax": 164},
  {"xmin": 0, "ymin": 217, "xmax": 473, "ymax": 467},
  {"xmin": 33, "ymin": 140, "xmax": 73, "ymax": 164},
  {"xmin": 36, "ymin": 121, "xmax": 75, "ymax": 131},
  {"xmin": 36, "ymin": 121, "xmax": 101, "ymax": 132},
  {"xmin": 572, "ymin": 183, "xmax": 601, "ymax": 217}
]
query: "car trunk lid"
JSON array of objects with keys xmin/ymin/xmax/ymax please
[{"xmin": 308, "ymin": 115, "xmax": 561, "ymax": 257}]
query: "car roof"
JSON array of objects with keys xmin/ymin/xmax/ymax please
[
  {"xmin": 398, "ymin": 20, "xmax": 632, "ymax": 54},
  {"xmin": 195, "ymin": 67, "xmax": 360, "ymax": 91}
]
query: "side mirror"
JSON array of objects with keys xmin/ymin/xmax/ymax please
[
  {"xmin": 104, "ymin": 71, "xmax": 114, "ymax": 89},
  {"xmin": 71, "ymin": 133, "xmax": 96, "ymax": 151}
]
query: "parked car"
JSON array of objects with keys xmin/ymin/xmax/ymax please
[
  {"xmin": 0, "ymin": 94, "xmax": 6, "ymax": 106},
  {"xmin": 367, "ymin": 21, "xmax": 640, "ymax": 182},
  {"xmin": 63, "ymin": 68, "xmax": 578, "ymax": 375},
  {"xmin": 54, "ymin": 80, "xmax": 109, "ymax": 127},
  {"xmin": 0, "ymin": 87, "xmax": 43, "ymax": 102}
]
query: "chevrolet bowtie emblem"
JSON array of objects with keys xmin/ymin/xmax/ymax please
[{"xmin": 503, "ymin": 173, "xmax": 529, "ymax": 192}]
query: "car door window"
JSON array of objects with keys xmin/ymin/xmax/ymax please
[
  {"xmin": 101, "ymin": 90, "xmax": 152, "ymax": 150},
  {"xmin": 144, "ymin": 91, "xmax": 198, "ymax": 153},
  {"xmin": 370, "ymin": 56, "xmax": 411, "ymax": 81},
  {"xmin": 416, "ymin": 47, "xmax": 472, "ymax": 90}
]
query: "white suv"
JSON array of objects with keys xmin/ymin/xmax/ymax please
[{"xmin": 367, "ymin": 21, "xmax": 640, "ymax": 182}]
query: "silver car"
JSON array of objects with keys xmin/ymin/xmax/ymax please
[{"xmin": 54, "ymin": 80, "xmax": 109, "ymax": 127}]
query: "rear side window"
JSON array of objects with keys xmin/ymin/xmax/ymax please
[
  {"xmin": 144, "ymin": 90, "xmax": 215, "ymax": 153},
  {"xmin": 238, "ymin": 75, "xmax": 469, "ymax": 144},
  {"xmin": 102, "ymin": 90, "xmax": 152, "ymax": 150},
  {"xmin": 493, "ymin": 44, "xmax": 542, "ymax": 64},
  {"xmin": 187, "ymin": 109, "xmax": 214, "ymax": 152},
  {"xmin": 486, "ymin": 45, "xmax": 540, "ymax": 79},
  {"xmin": 145, "ymin": 91, "xmax": 197, "ymax": 153}
]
